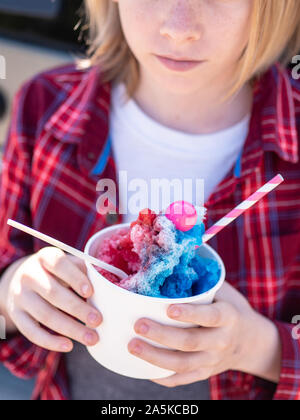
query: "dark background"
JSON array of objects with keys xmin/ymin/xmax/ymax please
[{"xmin": 0, "ymin": 0, "xmax": 85, "ymax": 52}]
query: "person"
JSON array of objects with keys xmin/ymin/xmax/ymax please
[{"xmin": 0, "ymin": 0, "xmax": 300, "ymax": 401}]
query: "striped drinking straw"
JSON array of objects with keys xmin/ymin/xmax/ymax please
[{"xmin": 201, "ymin": 174, "xmax": 284, "ymax": 244}]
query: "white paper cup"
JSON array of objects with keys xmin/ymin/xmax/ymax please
[{"xmin": 84, "ymin": 223, "xmax": 226, "ymax": 380}]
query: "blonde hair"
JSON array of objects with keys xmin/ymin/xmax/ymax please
[{"xmin": 80, "ymin": 0, "xmax": 300, "ymax": 101}]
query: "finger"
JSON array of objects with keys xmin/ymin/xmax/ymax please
[
  {"xmin": 22, "ymin": 291, "xmax": 99, "ymax": 347},
  {"xmin": 37, "ymin": 247, "xmax": 93, "ymax": 298},
  {"xmin": 151, "ymin": 368, "xmax": 212, "ymax": 388},
  {"xmin": 215, "ymin": 281, "xmax": 236, "ymax": 300},
  {"xmin": 167, "ymin": 301, "xmax": 234, "ymax": 327},
  {"xmin": 24, "ymin": 267, "xmax": 102, "ymax": 328},
  {"xmin": 128, "ymin": 338, "xmax": 214, "ymax": 374},
  {"xmin": 12, "ymin": 309, "xmax": 73, "ymax": 352},
  {"xmin": 134, "ymin": 318, "xmax": 226, "ymax": 352},
  {"xmin": 67, "ymin": 254, "xmax": 88, "ymax": 275}
]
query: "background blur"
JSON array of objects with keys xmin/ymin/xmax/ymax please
[{"xmin": 0, "ymin": 0, "xmax": 84, "ymax": 399}]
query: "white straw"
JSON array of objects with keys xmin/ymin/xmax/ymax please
[{"xmin": 7, "ymin": 219, "xmax": 128, "ymax": 280}]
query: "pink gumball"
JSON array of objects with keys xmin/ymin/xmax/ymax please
[{"xmin": 165, "ymin": 201, "xmax": 198, "ymax": 232}]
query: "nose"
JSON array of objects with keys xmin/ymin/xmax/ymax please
[{"xmin": 159, "ymin": 1, "xmax": 201, "ymax": 43}]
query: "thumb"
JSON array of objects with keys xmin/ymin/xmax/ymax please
[{"xmin": 215, "ymin": 281, "xmax": 250, "ymax": 311}]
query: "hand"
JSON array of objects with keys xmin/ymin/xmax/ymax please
[
  {"xmin": 128, "ymin": 282, "xmax": 281, "ymax": 387},
  {"xmin": 0, "ymin": 247, "xmax": 102, "ymax": 352}
]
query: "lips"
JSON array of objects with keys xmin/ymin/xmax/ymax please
[
  {"xmin": 158, "ymin": 54, "xmax": 199, "ymax": 62},
  {"xmin": 155, "ymin": 55, "xmax": 204, "ymax": 72}
]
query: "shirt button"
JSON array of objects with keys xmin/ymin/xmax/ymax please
[{"xmin": 105, "ymin": 213, "xmax": 119, "ymax": 225}]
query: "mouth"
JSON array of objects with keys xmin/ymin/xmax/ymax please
[{"xmin": 155, "ymin": 54, "xmax": 205, "ymax": 72}]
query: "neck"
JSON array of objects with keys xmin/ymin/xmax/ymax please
[{"xmin": 132, "ymin": 77, "xmax": 253, "ymax": 135}]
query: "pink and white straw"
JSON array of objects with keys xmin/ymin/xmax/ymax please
[{"xmin": 202, "ymin": 174, "xmax": 284, "ymax": 244}]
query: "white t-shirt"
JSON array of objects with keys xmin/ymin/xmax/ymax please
[{"xmin": 110, "ymin": 82, "xmax": 250, "ymax": 224}]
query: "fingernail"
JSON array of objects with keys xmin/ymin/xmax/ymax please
[
  {"xmin": 130, "ymin": 343, "xmax": 142, "ymax": 355},
  {"xmin": 137, "ymin": 323, "xmax": 149, "ymax": 335},
  {"xmin": 169, "ymin": 306, "xmax": 181, "ymax": 318},
  {"xmin": 84, "ymin": 332, "xmax": 97, "ymax": 345},
  {"xmin": 88, "ymin": 312, "xmax": 100, "ymax": 325},
  {"xmin": 81, "ymin": 284, "xmax": 90, "ymax": 296}
]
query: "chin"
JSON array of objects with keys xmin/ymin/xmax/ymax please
[{"xmin": 157, "ymin": 75, "xmax": 203, "ymax": 95}]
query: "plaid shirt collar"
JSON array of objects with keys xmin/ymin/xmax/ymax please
[
  {"xmin": 251, "ymin": 63, "xmax": 298, "ymax": 164},
  {"xmin": 44, "ymin": 62, "xmax": 299, "ymax": 182},
  {"xmin": 44, "ymin": 65, "xmax": 111, "ymax": 177}
]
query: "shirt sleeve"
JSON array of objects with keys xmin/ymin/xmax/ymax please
[
  {"xmin": 0, "ymin": 80, "xmax": 49, "ymax": 379},
  {"xmin": 272, "ymin": 320, "xmax": 300, "ymax": 400}
]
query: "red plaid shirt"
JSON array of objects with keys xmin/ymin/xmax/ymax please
[{"xmin": 0, "ymin": 62, "xmax": 300, "ymax": 400}]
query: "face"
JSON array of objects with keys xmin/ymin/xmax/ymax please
[{"xmin": 112, "ymin": 0, "xmax": 253, "ymax": 95}]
